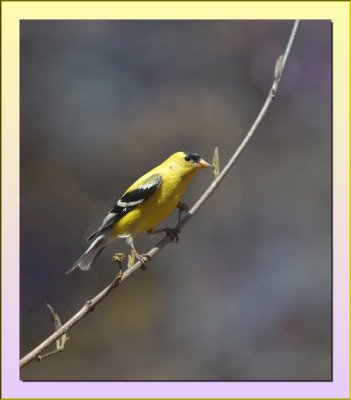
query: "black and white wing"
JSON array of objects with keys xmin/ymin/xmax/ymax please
[{"xmin": 87, "ymin": 173, "xmax": 162, "ymax": 241}]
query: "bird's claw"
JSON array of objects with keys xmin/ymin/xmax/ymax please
[
  {"xmin": 165, "ymin": 227, "xmax": 180, "ymax": 243},
  {"xmin": 135, "ymin": 253, "xmax": 152, "ymax": 270}
]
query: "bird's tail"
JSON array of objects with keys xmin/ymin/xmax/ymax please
[{"xmin": 65, "ymin": 235, "xmax": 106, "ymax": 274}]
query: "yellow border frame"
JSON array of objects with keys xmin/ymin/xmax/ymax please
[{"xmin": 1, "ymin": 1, "xmax": 349, "ymax": 399}]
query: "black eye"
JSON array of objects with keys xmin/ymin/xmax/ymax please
[{"xmin": 185, "ymin": 155, "xmax": 191, "ymax": 161}]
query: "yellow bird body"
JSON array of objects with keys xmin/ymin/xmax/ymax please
[
  {"xmin": 112, "ymin": 159, "xmax": 197, "ymax": 237},
  {"xmin": 67, "ymin": 151, "xmax": 211, "ymax": 273}
]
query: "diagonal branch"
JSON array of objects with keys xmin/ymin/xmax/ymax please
[{"xmin": 20, "ymin": 20, "xmax": 300, "ymax": 369}]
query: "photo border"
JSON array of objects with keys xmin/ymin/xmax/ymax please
[{"xmin": 2, "ymin": 1, "xmax": 349, "ymax": 398}]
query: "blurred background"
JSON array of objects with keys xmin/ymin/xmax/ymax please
[{"xmin": 20, "ymin": 20, "xmax": 331, "ymax": 381}]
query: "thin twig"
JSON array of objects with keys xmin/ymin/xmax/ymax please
[
  {"xmin": 35, "ymin": 303, "xmax": 70, "ymax": 361},
  {"xmin": 36, "ymin": 348, "xmax": 64, "ymax": 362},
  {"xmin": 20, "ymin": 20, "xmax": 299, "ymax": 369}
]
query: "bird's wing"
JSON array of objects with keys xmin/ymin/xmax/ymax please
[{"xmin": 87, "ymin": 173, "xmax": 162, "ymax": 241}]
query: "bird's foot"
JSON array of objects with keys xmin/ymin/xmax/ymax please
[
  {"xmin": 148, "ymin": 227, "xmax": 180, "ymax": 242},
  {"xmin": 135, "ymin": 252, "xmax": 152, "ymax": 270},
  {"xmin": 164, "ymin": 227, "xmax": 180, "ymax": 243}
]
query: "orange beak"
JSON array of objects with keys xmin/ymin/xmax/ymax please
[{"xmin": 197, "ymin": 158, "xmax": 212, "ymax": 169}]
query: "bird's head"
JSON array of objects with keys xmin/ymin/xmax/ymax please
[{"xmin": 168, "ymin": 151, "xmax": 212, "ymax": 172}]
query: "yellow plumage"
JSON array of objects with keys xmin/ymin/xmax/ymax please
[
  {"xmin": 113, "ymin": 153, "xmax": 199, "ymax": 237},
  {"xmin": 67, "ymin": 151, "xmax": 211, "ymax": 273}
]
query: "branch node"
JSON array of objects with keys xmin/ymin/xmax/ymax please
[
  {"xmin": 85, "ymin": 300, "xmax": 95, "ymax": 313},
  {"xmin": 112, "ymin": 252, "xmax": 126, "ymax": 264},
  {"xmin": 274, "ymin": 54, "xmax": 285, "ymax": 80},
  {"xmin": 271, "ymin": 87, "xmax": 277, "ymax": 99},
  {"xmin": 112, "ymin": 271, "xmax": 124, "ymax": 287}
]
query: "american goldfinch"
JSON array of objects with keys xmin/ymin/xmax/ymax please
[{"xmin": 66, "ymin": 151, "xmax": 211, "ymax": 273}]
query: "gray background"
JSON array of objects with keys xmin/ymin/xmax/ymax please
[{"xmin": 20, "ymin": 20, "xmax": 331, "ymax": 380}]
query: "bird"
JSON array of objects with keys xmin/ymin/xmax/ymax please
[{"xmin": 66, "ymin": 151, "xmax": 212, "ymax": 274}]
